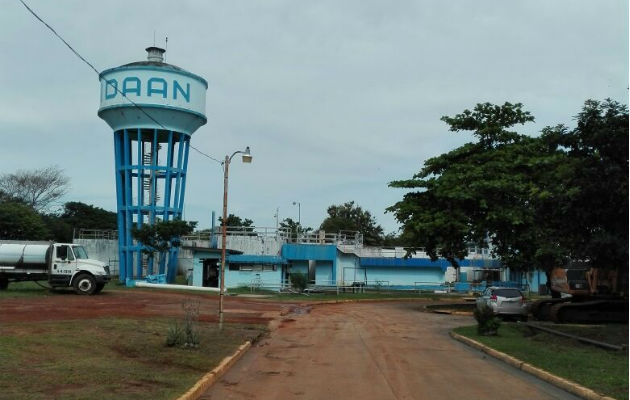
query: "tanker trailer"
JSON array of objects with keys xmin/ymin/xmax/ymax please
[{"xmin": 0, "ymin": 241, "xmax": 110, "ymax": 295}]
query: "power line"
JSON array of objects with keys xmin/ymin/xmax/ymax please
[
  {"xmin": 18, "ymin": 0, "xmax": 222, "ymax": 165},
  {"xmin": 18, "ymin": 0, "xmax": 100, "ymax": 76}
]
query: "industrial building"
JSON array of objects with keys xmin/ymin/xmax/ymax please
[{"xmin": 76, "ymin": 226, "xmax": 547, "ymax": 293}]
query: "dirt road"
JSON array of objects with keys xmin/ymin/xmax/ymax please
[{"xmin": 201, "ymin": 301, "xmax": 579, "ymax": 400}]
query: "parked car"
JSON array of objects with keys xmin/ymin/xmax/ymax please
[{"xmin": 476, "ymin": 287, "xmax": 528, "ymax": 320}]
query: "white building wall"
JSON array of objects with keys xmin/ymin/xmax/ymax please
[
  {"xmin": 337, "ymin": 252, "xmax": 361, "ymax": 285},
  {"xmin": 74, "ymin": 238, "xmax": 119, "ymax": 274}
]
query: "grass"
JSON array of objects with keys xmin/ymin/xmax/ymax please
[
  {"xmin": 0, "ymin": 281, "xmax": 63, "ymax": 298},
  {"xmin": 110, "ymin": 287, "xmax": 466, "ymax": 303},
  {"xmin": 454, "ymin": 323, "xmax": 629, "ymax": 400},
  {"xmin": 248, "ymin": 289, "xmax": 462, "ymax": 302},
  {"xmin": 0, "ymin": 317, "xmax": 266, "ymax": 400},
  {"xmin": 1, "ymin": 279, "xmax": 470, "ymax": 303}
]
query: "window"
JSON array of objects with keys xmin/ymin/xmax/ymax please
[
  {"xmin": 493, "ymin": 289, "xmax": 522, "ymax": 298},
  {"xmin": 56, "ymin": 245, "xmax": 74, "ymax": 261},
  {"xmin": 231, "ymin": 264, "xmax": 277, "ymax": 272},
  {"xmin": 72, "ymin": 246, "xmax": 88, "ymax": 259}
]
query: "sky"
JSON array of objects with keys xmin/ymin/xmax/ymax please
[{"xmin": 1, "ymin": 1, "xmax": 628, "ymax": 234}]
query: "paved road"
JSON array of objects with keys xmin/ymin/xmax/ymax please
[{"xmin": 201, "ymin": 301, "xmax": 579, "ymax": 400}]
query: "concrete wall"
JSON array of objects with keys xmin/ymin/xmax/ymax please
[
  {"xmin": 224, "ymin": 235, "xmax": 284, "ymax": 255},
  {"xmin": 74, "ymin": 238, "xmax": 119, "ymax": 275}
]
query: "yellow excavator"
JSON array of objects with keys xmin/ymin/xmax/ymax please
[{"xmin": 530, "ymin": 266, "xmax": 628, "ymax": 323}]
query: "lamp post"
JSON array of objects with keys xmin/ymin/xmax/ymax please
[
  {"xmin": 219, "ymin": 146, "xmax": 252, "ymax": 327},
  {"xmin": 292, "ymin": 201, "xmax": 301, "ymax": 243},
  {"xmin": 292, "ymin": 201, "xmax": 301, "ymax": 225}
]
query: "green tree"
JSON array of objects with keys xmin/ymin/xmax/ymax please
[
  {"xmin": 388, "ymin": 100, "xmax": 628, "ymax": 281},
  {"xmin": 131, "ymin": 219, "xmax": 197, "ymax": 254},
  {"xmin": 381, "ymin": 232, "xmax": 411, "ymax": 247},
  {"xmin": 319, "ymin": 201, "xmax": 384, "ymax": 246},
  {"xmin": 0, "ymin": 201, "xmax": 50, "ymax": 240},
  {"xmin": 542, "ymin": 99, "xmax": 628, "ymax": 270},
  {"xmin": 41, "ymin": 214, "xmax": 73, "ymax": 243},
  {"xmin": 132, "ymin": 219, "xmax": 197, "ymax": 282},
  {"xmin": 218, "ymin": 214, "xmax": 254, "ymax": 228},
  {"xmin": 388, "ymin": 102, "xmax": 556, "ymax": 275},
  {"xmin": 38, "ymin": 202, "xmax": 118, "ymax": 243},
  {"xmin": 0, "ymin": 189, "xmax": 20, "ymax": 204},
  {"xmin": 59, "ymin": 201, "xmax": 117, "ymax": 231},
  {"xmin": 279, "ymin": 218, "xmax": 312, "ymax": 242}
]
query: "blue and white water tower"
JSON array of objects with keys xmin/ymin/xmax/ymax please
[{"xmin": 98, "ymin": 47, "xmax": 207, "ymax": 283}]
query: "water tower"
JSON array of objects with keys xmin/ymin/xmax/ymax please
[{"xmin": 98, "ymin": 47, "xmax": 207, "ymax": 283}]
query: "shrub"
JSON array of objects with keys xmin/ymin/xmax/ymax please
[
  {"xmin": 166, "ymin": 299, "xmax": 200, "ymax": 348},
  {"xmin": 290, "ymin": 273, "xmax": 308, "ymax": 292},
  {"xmin": 166, "ymin": 321, "xmax": 184, "ymax": 347},
  {"xmin": 474, "ymin": 304, "xmax": 501, "ymax": 336}
]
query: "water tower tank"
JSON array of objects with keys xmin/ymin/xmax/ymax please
[{"xmin": 98, "ymin": 47, "xmax": 207, "ymax": 283}]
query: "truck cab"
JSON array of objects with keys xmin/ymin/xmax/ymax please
[{"xmin": 50, "ymin": 244, "xmax": 110, "ymax": 294}]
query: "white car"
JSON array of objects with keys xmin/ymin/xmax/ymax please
[{"xmin": 476, "ymin": 287, "xmax": 528, "ymax": 321}]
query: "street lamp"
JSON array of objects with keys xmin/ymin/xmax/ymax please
[
  {"xmin": 292, "ymin": 201, "xmax": 301, "ymax": 225},
  {"xmin": 292, "ymin": 201, "xmax": 301, "ymax": 243},
  {"xmin": 219, "ymin": 146, "xmax": 252, "ymax": 327}
]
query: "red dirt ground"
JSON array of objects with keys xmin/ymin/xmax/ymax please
[
  {"xmin": 0, "ymin": 289, "xmax": 293, "ymax": 325},
  {"xmin": 1, "ymin": 290, "xmax": 580, "ymax": 400},
  {"xmin": 201, "ymin": 301, "xmax": 580, "ymax": 400}
]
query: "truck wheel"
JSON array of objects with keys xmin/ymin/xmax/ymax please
[
  {"xmin": 73, "ymin": 274, "xmax": 96, "ymax": 295},
  {"xmin": 94, "ymin": 283, "xmax": 105, "ymax": 294},
  {"xmin": 0, "ymin": 277, "xmax": 8, "ymax": 290}
]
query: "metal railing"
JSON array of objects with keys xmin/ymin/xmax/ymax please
[
  {"xmin": 414, "ymin": 281, "xmax": 453, "ymax": 293},
  {"xmin": 245, "ymin": 278, "xmax": 462, "ymax": 295},
  {"xmin": 182, "ymin": 226, "xmax": 291, "ymax": 241},
  {"xmin": 292, "ymin": 231, "xmax": 363, "ymax": 246},
  {"xmin": 75, "ymin": 229, "xmax": 118, "ymax": 240}
]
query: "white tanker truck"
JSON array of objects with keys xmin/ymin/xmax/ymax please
[{"xmin": 0, "ymin": 241, "xmax": 110, "ymax": 295}]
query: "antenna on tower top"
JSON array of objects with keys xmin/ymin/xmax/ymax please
[
  {"xmin": 153, "ymin": 31, "xmax": 156, "ymax": 46},
  {"xmin": 165, "ymin": 36, "xmax": 168, "ymax": 62}
]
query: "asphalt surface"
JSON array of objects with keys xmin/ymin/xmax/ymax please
[{"xmin": 200, "ymin": 301, "xmax": 581, "ymax": 400}]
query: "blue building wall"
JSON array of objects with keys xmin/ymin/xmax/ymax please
[
  {"xmin": 187, "ymin": 242, "xmax": 520, "ymax": 291},
  {"xmin": 315, "ymin": 261, "xmax": 333, "ymax": 285},
  {"xmin": 364, "ymin": 266, "xmax": 444, "ymax": 287},
  {"xmin": 225, "ymin": 254, "xmax": 285, "ymax": 288},
  {"xmin": 190, "ymin": 250, "xmax": 220, "ymax": 287},
  {"xmin": 361, "ymin": 257, "xmax": 449, "ymax": 270},
  {"xmin": 509, "ymin": 268, "xmax": 548, "ymax": 293},
  {"xmin": 226, "ymin": 268, "xmax": 282, "ymax": 288},
  {"xmin": 282, "ymin": 244, "xmax": 336, "ymax": 261}
]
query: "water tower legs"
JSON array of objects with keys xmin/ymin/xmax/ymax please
[{"xmin": 113, "ymin": 128, "xmax": 191, "ymax": 283}]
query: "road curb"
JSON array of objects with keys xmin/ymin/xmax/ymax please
[
  {"xmin": 449, "ymin": 331, "xmax": 617, "ymax": 400},
  {"xmin": 176, "ymin": 340, "xmax": 252, "ymax": 400}
]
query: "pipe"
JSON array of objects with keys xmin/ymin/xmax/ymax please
[{"xmin": 134, "ymin": 281, "xmax": 222, "ymax": 292}]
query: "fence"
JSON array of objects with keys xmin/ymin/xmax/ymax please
[{"xmin": 75, "ymin": 229, "xmax": 118, "ymax": 240}]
